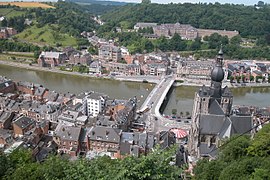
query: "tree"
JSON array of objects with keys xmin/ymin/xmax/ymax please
[
  {"xmin": 229, "ymin": 76, "xmax": 234, "ymax": 83},
  {"xmin": 230, "ymin": 35, "xmax": 242, "ymax": 45},
  {"xmin": 247, "ymin": 123, "xmax": 270, "ymax": 157},
  {"xmin": 172, "ymin": 109, "xmax": 177, "ymax": 115}
]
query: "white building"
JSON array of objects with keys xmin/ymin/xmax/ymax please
[{"xmin": 83, "ymin": 92, "xmax": 107, "ymax": 117}]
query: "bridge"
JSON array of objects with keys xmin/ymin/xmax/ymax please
[{"xmin": 138, "ymin": 75, "xmax": 191, "ymax": 133}]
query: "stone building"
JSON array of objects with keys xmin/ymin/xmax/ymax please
[{"xmin": 188, "ymin": 49, "xmax": 252, "ymax": 159}]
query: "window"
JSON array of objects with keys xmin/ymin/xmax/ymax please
[
  {"xmin": 210, "ymin": 136, "xmax": 216, "ymax": 144},
  {"xmin": 201, "ymin": 135, "xmax": 206, "ymax": 143}
]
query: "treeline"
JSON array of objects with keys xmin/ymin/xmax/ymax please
[
  {"xmin": 194, "ymin": 123, "xmax": 270, "ymax": 179},
  {"xmin": 100, "ymin": 3, "xmax": 270, "ymax": 38},
  {"xmin": 0, "ymin": 146, "xmax": 181, "ymax": 180},
  {"xmin": 0, "ymin": 39, "xmax": 55, "ymax": 55}
]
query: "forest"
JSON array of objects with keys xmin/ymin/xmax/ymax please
[{"xmin": 101, "ymin": 3, "xmax": 270, "ymax": 38}]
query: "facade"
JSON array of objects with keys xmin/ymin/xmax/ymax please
[
  {"xmin": 83, "ymin": 92, "xmax": 107, "ymax": 117},
  {"xmin": 98, "ymin": 45, "xmax": 121, "ymax": 62},
  {"xmin": 89, "ymin": 61, "xmax": 102, "ymax": 74},
  {"xmin": 103, "ymin": 62, "xmax": 141, "ymax": 76},
  {"xmin": 68, "ymin": 52, "xmax": 91, "ymax": 65},
  {"xmin": 176, "ymin": 59, "xmax": 214, "ymax": 80},
  {"xmin": 54, "ymin": 124, "xmax": 82, "ymax": 156},
  {"xmin": 38, "ymin": 51, "xmax": 67, "ymax": 67},
  {"xmin": 153, "ymin": 23, "xmax": 198, "ymax": 40},
  {"xmin": 188, "ymin": 49, "xmax": 252, "ymax": 159}
]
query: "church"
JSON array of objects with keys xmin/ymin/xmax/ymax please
[{"xmin": 188, "ymin": 48, "xmax": 252, "ymax": 158}]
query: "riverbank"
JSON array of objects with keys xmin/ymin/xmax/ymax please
[
  {"xmin": 0, "ymin": 60, "xmax": 114, "ymax": 81},
  {"xmin": 1, "ymin": 60, "xmax": 270, "ymax": 89}
]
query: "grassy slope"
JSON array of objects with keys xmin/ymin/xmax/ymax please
[
  {"xmin": 15, "ymin": 24, "xmax": 78, "ymax": 47},
  {"xmin": 0, "ymin": 2, "xmax": 54, "ymax": 9},
  {"xmin": 0, "ymin": 8, "xmax": 26, "ymax": 18}
]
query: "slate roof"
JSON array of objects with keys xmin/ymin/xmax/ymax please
[
  {"xmin": 208, "ymin": 99, "xmax": 225, "ymax": 115},
  {"xmin": 0, "ymin": 80, "xmax": 13, "ymax": 90},
  {"xmin": 199, "ymin": 143, "xmax": 218, "ymax": 158},
  {"xmin": 55, "ymin": 124, "xmax": 82, "ymax": 141},
  {"xmin": 199, "ymin": 114, "xmax": 226, "ymax": 135},
  {"xmin": 88, "ymin": 126, "xmax": 121, "ymax": 143},
  {"xmin": 230, "ymin": 115, "xmax": 252, "ymax": 135},
  {"xmin": 0, "ymin": 111, "xmax": 12, "ymax": 123},
  {"xmin": 13, "ymin": 116, "xmax": 35, "ymax": 130},
  {"xmin": 34, "ymin": 87, "xmax": 46, "ymax": 96}
]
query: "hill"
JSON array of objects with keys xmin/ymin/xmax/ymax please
[
  {"xmin": 0, "ymin": 2, "xmax": 54, "ymax": 9},
  {"xmin": 100, "ymin": 3, "xmax": 270, "ymax": 37},
  {"xmin": 1, "ymin": 2, "xmax": 97, "ymax": 48},
  {"xmin": 15, "ymin": 24, "xmax": 78, "ymax": 47}
]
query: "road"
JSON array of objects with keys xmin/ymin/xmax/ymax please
[{"xmin": 139, "ymin": 75, "xmax": 192, "ymax": 133}]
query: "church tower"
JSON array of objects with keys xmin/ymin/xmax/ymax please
[{"xmin": 188, "ymin": 48, "xmax": 234, "ymax": 158}]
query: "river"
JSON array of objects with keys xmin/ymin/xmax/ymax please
[{"xmin": 1, "ymin": 64, "xmax": 270, "ymax": 115}]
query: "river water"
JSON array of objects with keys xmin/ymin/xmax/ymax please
[{"xmin": 1, "ymin": 64, "xmax": 270, "ymax": 115}]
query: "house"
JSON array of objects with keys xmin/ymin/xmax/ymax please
[
  {"xmin": 38, "ymin": 51, "xmax": 67, "ymax": 67},
  {"xmin": 120, "ymin": 132, "xmax": 155, "ymax": 158},
  {"xmin": 114, "ymin": 97, "xmax": 137, "ymax": 131},
  {"xmin": 98, "ymin": 45, "xmax": 121, "ymax": 62},
  {"xmin": 89, "ymin": 61, "xmax": 102, "ymax": 74},
  {"xmin": 0, "ymin": 80, "xmax": 16, "ymax": 94},
  {"xmin": 16, "ymin": 81, "xmax": 36, "ymax": 95},
  {"xmin": 0, "ymin": 129, "xmax": 12, "ymax": 148},
  {"xmin": 58, "ymin": 110, "xmax": 88, "ymax": 126},
  {"xmin": 54, "ymin": 124, "xmax": 82, "ymax": 156},
  {"xmin": 88, "ymin": 126, "xmax": 122, "ymax": 158},
  {"xmin": 13, "ymin": 116, "xmax": 36, "ymax": 138},
  {"xmin": 34, "ymin": 86, "xmax": 48, "ymax": 101}
]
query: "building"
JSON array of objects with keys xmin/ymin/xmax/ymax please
[
  {"xmin": 103, "ymin": 62, "xmax": 141, "ymax": 76},
  {"xmin": 13, "ymin": 116, "xmax": 36, "ymax": 138},
  {"xmin": 197, "ymin": 28, "xmax": 239, "ymax": 39},
  {"xmin": 38, "ymin": 51, "xmax": 67, "ymax": 67},
  {"xmin": 98, "ymin": 45, "xmax": 121, "ymax": 62},
  {"xmin": 68, "ymin": 51, "xmax": 91, "ymax": 65},
  {"xmin": 83, "ymin": 92, "xmax": 107, "ymax": 117},
  {"xmin": 0, "ymin": 27, "xmax": 17, "ymax": 39},
  {"xmin": 54, "ymin": 124, "xmax": 82, "ymax": 156},
  {"xmin": 88, "ymin": 126, "xmax": 122, "ymax": 158},
  {"xmin": 134, "ymin": 22, "xmax": 157, "ymax": 31},
  {"xmin": 153, "ymin": 23, "xmax": 198, "ymax": 40},
  {"xmin": 188, "ymin": 49, "xmax": 252, "ymax": 159},
  {"xmin": 58, "ymin": 110, "xmax": 88, "ymax": 126},
  {"xmin": 176, "ymin": 59, "xmax": 214, "ymax": 80},
  {"xmin": 89, "ymin": 61, "xmax": 102, "ymax": 74}
]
